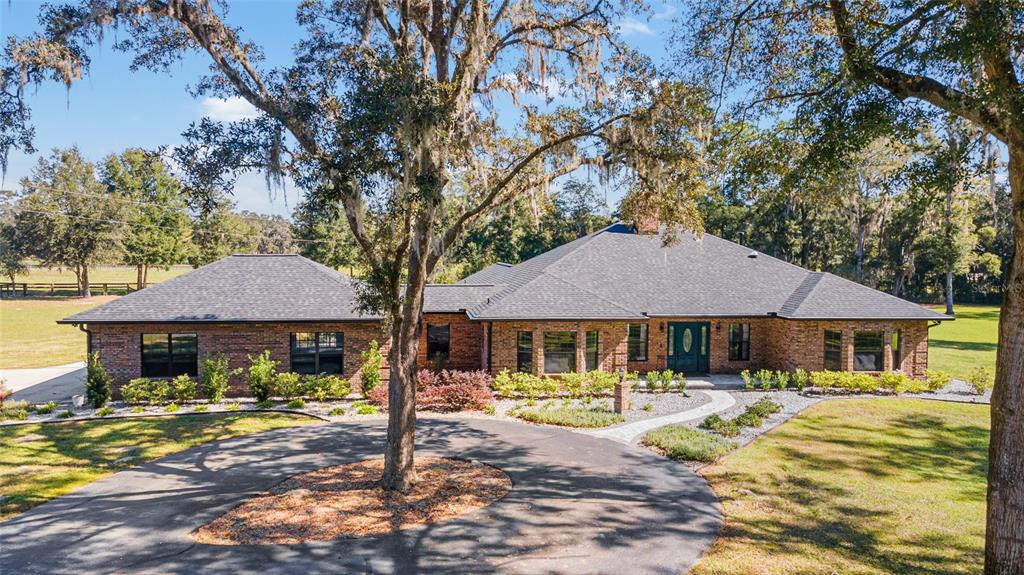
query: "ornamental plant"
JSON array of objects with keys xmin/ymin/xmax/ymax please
[
  {"xmin": 246, "ymin": 350, "xmax": 278, "ymax": 403},
  {"xmin": 359, "ymin": 339, "xmax": 383, "ymax": 398},
  {"xmin": 121, "ymin": 377, "xmax": 170, "ymax": 405},
  {"xmin": 740, "ymin": 369, "xmax": 754, "ymax": 390},
  {"xmin": 967, "ymin": 367, "xmax": 994, "ymax": 395},
  {"xmin": 0, "ymin": 378, "xmax": 11, "ymax": 407},
  {"xmin": 201, "ymin": 354, "xmax": 241, "ymax": 403},
  {"xmin": 792, "ymin": 369, "xmax": 810, "ymax": 391},
  {"xmin": 169, "ymin": 374, "xmax": 197, "ymax": 402},
  {"xmin": 274, "ymin": 372, "xmax": 303, "ymax": 399},
  {"xmin": 645, "ymin": 371, "xmax": 660, "ymax": 392},
  {"xmin": 85, "ymin": 352, "xmax": 113, "ymax": 408},
  {"xmin": 924, "ymin": 370, "xmax": 953, "ymax": 392}
]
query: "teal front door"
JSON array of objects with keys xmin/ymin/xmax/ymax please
[{"xmin": 667, "ymin": 322, "xmax": 710, "ymax": 374}]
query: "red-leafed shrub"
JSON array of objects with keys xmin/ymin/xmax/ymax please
[{"xmin": 367, "ymin": 370, "xmax": 494, "ymax": 412}]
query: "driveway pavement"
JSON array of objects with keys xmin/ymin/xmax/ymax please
[
  {"xmin": 1, "ymin": 362, "xmax": 85, "ymax": 405},
  {"xmin": 0, "ymin": 417, "xmax": 721, "ymax": 574}
]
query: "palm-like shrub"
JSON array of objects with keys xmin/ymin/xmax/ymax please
[
  {"xmin": 246, "ymin": 350, "xmax": 277, "ymax": 402},
  {"xmin": 85, "ymin": 352, "xmax": 112, "ymax": 408}
]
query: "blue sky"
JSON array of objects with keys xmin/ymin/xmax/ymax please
[{"xmin": 1, "ymin": 0, "xmax": 677, "ymax": 217}]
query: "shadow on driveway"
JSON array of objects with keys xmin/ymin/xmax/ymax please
[{"xmin": 0, "ymin": 417, "xmax": 721, "ymax": 574}]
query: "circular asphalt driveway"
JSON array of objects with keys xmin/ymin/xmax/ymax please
[{"xmin": 0, "ymin": 417, "xmax": 721, "ymax": 574}]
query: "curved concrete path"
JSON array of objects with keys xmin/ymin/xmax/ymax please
[
  {"xmin": 0, "ymin": 417, "xmax": 721, "ymax": 574},
  {"xmin": 1, "ymin": 362, "xmax": 85, "ymax": 405},
  {"xmin": 589, "ymin": 390, "xmax": 737, "ymax": 444}
]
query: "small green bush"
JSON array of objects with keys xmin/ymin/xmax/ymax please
[
  {"xmin": 35, "ymin": 401, "xmax": 57, "ymax": 415},
  {"xmin": 740, "ymin": 369, "xmax": 754, "ymax": 390},
  {"xmin": 878, "ymin": 372, "xmax": 927, "ymax": 394},
  {"xmin": 255, "ymin": 400, "xmax": 274, "ymax": 409},
  {"xmin": 286, "ymin": 398, "xmax": 306, "ymax": 409},
  {"xmin": 96, "ymin": 407, "xmax": 114, "ymax": 417},
  {"xmin": 247, "ymin": 350, "xmax": 278, "ymax": 402},
  {"xmin": 165, "ymin": 403, "xmax": 181, "ymax": 413},
  {"xmin": 226, "ymin": 402, "xmax": 241, "ymax": 411},
  {"xmin": 193, "ymin": 405, "xmax": 209, "ymax": 412},
  {"xmin": 274, "ymin": 372, "xmax": 303, "ymax": 399},
  {"xmin": 792, "ymin": 368, "xmax": 810, "ymax": 391},
  {"xmin": 302, "ymin": 375, "xmax": 351, "ymax": 401},
  {"xmin": 329, "ymin": 406, "xmax": 345, "ymax": 416},
  {"xmin": 355, "ymin": 403, "xmax": 379, "ymax": 415},
  {"xmin": 170, "ymin": 375, "xmax": 197, "ymax": 402},
  {"xmin": 660, "ymin": 369, "xmax": 675, "ymax": 392},
  {"xmin": 1, "ymin": 400, "xmax": 29, "ymax": 421},
  {"xmin": 643, "ymin": 425, "xmax": 736, "ymax": 462},
  {"xmin": 483, "ymin": 404, "xmax": 496, "ymax": 415},
  {"xmin": 924, "ymin": 370, "xmax": 952, "ymax": 392},
  {"xmin": 516, "ymin": 406, "xmax": 624, "ymax": 428},
  {"xmin": 585, "ymin": 370, "xmax": 618, "ymax": 396},
  {"xmin": 560, "ymin": 372, "xmax": 587, "ymax": 398},
  {"xmin": 735, "ymin": 411, "xmax": 762, "ymax": 428},
  {"xmin": 645, "ymin": 371, "xmax": 660, "ymax": 392},
  {"xmin": 755, "ymin": 369, "xmax": 775, "ymax": 391},
  {"xmin": 810, "ymin": 371, "xmax": 878, "ymax": 393},
  {"xmin": 57, "ymin": 410, "xmax": 75, "ymax": 419},
  {"xmin": 774, "ymin": 371, "xmax": 790, "ymax": 390},
  {"xmin": 121, "ymin": 378, "xmax": 170, "ymax": 405},
  {"xmin": 967, "ymin": 367, "xmax": 994, "ymax": 395},
  {"xmin": 676, "ymin": 373, "xmax": 688, "ymax": 393},
  {"xmin": 201, "ymin": 354, "xmax": 241, "ymax": 403},
  {"xmin": 131, "ymin": 406, "xmax": 145, "ymax": 414},
  {"xmin": 642, "ymin": 402, "xmax": 654, "ymax": 412},
  {"xmin": 699, "ymin": 414, "xmax": 740, "ymax": 437},
  {"xmin": 492, "ymin": 369, "xmax": 560, "ymax": 399},
  {"xmin": 85, "ymin": 352, "xmax": 112, "ymax": 408},
  {"xmin": 747, "ymin": 397, "xmax": 782, "ymax": 418},
  {"xmin": 360, "ymin": 339, "xmax": 383, "ymax": 398}
]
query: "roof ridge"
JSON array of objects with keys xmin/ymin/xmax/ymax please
[
  {"xmin": 292, "ymin": 254, "xmax": 360, "ymax": 290},
  {"xmin": 779, "ymin": 272, "xmax": 825, "ymax": 316}
]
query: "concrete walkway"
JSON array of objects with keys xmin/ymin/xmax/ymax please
[
  {"xmin": 0, "ymin": 416, "xmax": 721, "ymax": 575},
  {"xmin": 1, "ymin": 362, "xmax": 85, "ymax": 405},
  {"xmin": 588, "ymin": 390, "xmax": 737, "ymax": 444}
]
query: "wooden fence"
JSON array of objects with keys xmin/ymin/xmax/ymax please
[{"xmin": 0, "ymin": 282, "xmax": 156, "ymax": 297}]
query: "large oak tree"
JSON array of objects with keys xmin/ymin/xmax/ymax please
[
  {"xmin": 677, "ymin": 1, "xmax": 1023, "ymax": 571},
  {"xmin": 2, "ymin": 0, "xmax": 706, "ymax": 490}
]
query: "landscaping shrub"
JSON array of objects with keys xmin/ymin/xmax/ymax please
[
  {"xmin": 754, "ymin": 369, "xmax": 775, "ymax": 391},
  {"xmin": 370, "ymin": 370, "xmax": 493, "ymax": 412},
  {"xmin": 301, "ymin": 375, "xmax": 351, "ymax": 401},
  {"xmin": 747, "ymin": 397, "xmax": 782, "ymax": 418},
  {"xmin": 792, "ymin": 368, "xmax": 810, "ymax": 391},
  {"xmin": 131, "ymin": 406, "xmax": 145, "ymax": 413},
  {"xmin": 226, "ymin": 402, "xmax": 241, "ymax": 411},
  {"xmin": 560, "ymin": 372, "xmax": 587, "ymax": 398},
  {"xmin": 169, "ymin": 375, "xmax": 197, "ymax": 402},
  {"xmin": 645, "ymin": 371, "xmax": 660, "ymax": 392},
  {"xmin": 96, "ymin": 407, "xmax": 114, "ymax": 417},
  {"xmin": 165, "ymin": 403, "xmax": 181, "ymax": 412},
  {"xmin": 353, "ymin": 401, "xmax": 379, "ymax": 415},
  {"xmin": 660, "ymin": 369, "xmax": 675, "ymax": 392},
  {"xmin": 193, "ymin": 405, "xmax": 209, "ymax": 412},
  {"xmin": 286, "ymin": 398, "xmax": 306, "ymax": 409},
  {"xmin": 877, "ymin": 372, "xmax": 928, "ymax": 394},
  {"xmin": 810, "ymin": 371, "xmax": 878, "ymax": 393},
  {"xmin": 584, "ymin": 370, "xmax": 618, "ymax": 396},
  {"xmin": 740, "ymin": 369, "xmax": 754, "ymax": 390},
  {"xmin": 516, "ymin": 406, "xmax": 624, "ymax": 428},
  {"xmin": 57, "ymin": 410, "xmax": 75, "ymax": 419},
  {"xmin": 255, "ymin": 400, "xmax": 274, "ymax": 409},
  {"xmin": 246, "ymin": 350, "xmax": 278, "ymax": 402},
  {"xmin": 274, "ymin": 372, "xmax": 303, "ymax": 399},
  {"xmin": 1, "ymin": 400, "xmax": 29, "ymax": 421},
  {"xmin": 924, "ymin": 369, "xmax": 952, "ymax": 392},
  {"xmin": 735, "ymin": 411, "xmax": 762, "ymax": 428},
  {"xmin": 642, "ymin": 402, "xmax": 653, "ymax": 412},
  {"xmin": 774, "ymin": 370, "xmax": 790, "ymax": 390},
  {"xmin": 699, "ymin": 414, "xmax": 740, "ymax": 437},
  {"xmin": 201, "ymin": 354, "xmax": 241, "ymax": 403},
  {"xmin": 360, "ymin": 339, "xmax": 383, "ymax": 398},
  {"xmin": 492, "ymin": 369, "xmax": 559, "ymax": 398},
  {"xmin": 85, "ymin": 352, "xmax": 112, "ymax": 408},
  {"xmin": 35, "ymin": 401, "xmax": 57, "ymax": 415},
  {"xmin": 121, "ymin": 378, "xmax": 170, "ymax": 404},
  {"xmin": 329, "ymin": 406, "xmax": 345, "ymax": 416},
  {"xmin": 483, "ymin": 404, "xmax": 496, "ymax": 415},
  {"xmin": 643, "ymin": 426, "xmax": 736, "ymax": 462},
  {"xmin": 967, "ymin": 367, "xmax": 994, "ymax": 395},
  {"xmin": 676, "ymin": 372, "xmax": 688, "ymax": 393}
]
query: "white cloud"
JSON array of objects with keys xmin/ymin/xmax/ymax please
[
  {"xmin": 652, "ymin": 3, "xmax": 678, "ymax": 21},
  {"xmin": 616, "ymin": 18, "xmax": 654, "ymax": 36},
  {"xmin": 199, "ymin": 96, "xmax": 260, "ymax": 122}
]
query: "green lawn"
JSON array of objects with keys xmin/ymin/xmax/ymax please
[
  {"xmin": 928, "ymin": 304, "xmax": 1000, "ymax": 380},
  {"xmin": 0, "ymin": 296, "xmax": 119, "ymax": 368},
  {"xmin": 12, "ymin": 264, "xmax": 192, "ymax": 285},
  {"xmin": 694, "ymin": 398, "xmax": 988, "ymax": 575},
  {"xmin": 0, "ymin": 413, "xmax": 316, "ymax": 520}
]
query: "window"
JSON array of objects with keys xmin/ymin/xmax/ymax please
[
  {"xmin": 517, "ymin": 331, "xmax": 533, "ymax": 373},
  {"xmin": 426, "ymin": 324, "xmax": 450, "ymax": 364},
  {"xmin": 290, "ymin": 332, "xmax": 344, "ymax": 375},
  {"xmin": 585, "ymin": 330, "xmax": 599, "ymax": 371},
  {"xmin": 728, "ymin": 323, "xmax": 750, "ymax": 361},
  {"xmin": 892, "ymin": 330, "xmax": 902, "ymax": 370},
  {"xmin": 627, "ymin": 323, "xmax": 648, "ymax": 361},
  {"xmin": 141, "ymin": 333, "xmax": 197, "ymax": 378},
  {"xmin": 823, "ymin": 330, "xmax": 842, "ymax": 371},
  {"xmin": 544, "ymin": 331, "xmax": 576, "ymax": 374},
  {"xmin": 854, "ymin": 331, "xmax": 884, "ymax": 371}
]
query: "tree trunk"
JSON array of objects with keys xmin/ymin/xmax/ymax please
[
  {"xmin": 985, "ymin": 147, "xmax": 1024, "ymax": 575},
  {"xmin": 143, "ymin": 264, "xmax": 149, "ymax": 287},
  {"xmin": 945, "ymin": 270, "xmax": 955, "ymax": 316},
  {"xmin": 80, "ymin": 264, "xmax": 91, "ymax": 299},
  {"xmin": 945, "ymin": 180, "xmax": 955, "ymax": 315},
  {"xmin": 136, "ymin": 264, "xmax": 143, "ymax": 291}
]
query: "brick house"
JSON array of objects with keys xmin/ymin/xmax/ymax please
[{"xmin": 60, "ymin": 223, "xmax": 949, "ymax": 396}]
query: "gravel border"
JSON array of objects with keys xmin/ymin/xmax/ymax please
[{"xmin": 487, "ymin": 391, "xmax": 712, "ymax": 425}]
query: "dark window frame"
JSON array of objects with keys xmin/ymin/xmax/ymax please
[
  {"xmin": 140, "ymin": 333, "xmax": 198, "ymax": 378},
  {"xmin": 585, "ymin": 330, "xmax": 599, "ymax": 371},
  {"xmin": 728, "ymin": 323, "xmax": 750, "ymax": 361},
  {"xmin": 290, "ymin": 332, "xmax": 345, "ymax": 375},
  {"xmin": 426, "ymin": 323, "xmax": 451, "ymax": 364},
  {"xmin": 516, "ymin": 331, "xmax": 533, "ymax": 373},
  {"xmin": 627, "ymin": 323, "xmax": 648, "ymax": 362},
  {"xmin": 853, "ymin": 330, "xmax": 884, "ymax": 372},
  {"xmin": 823, "ymin": 330, "xmax": 842, "ymax": 371},
  {"xmin": 543, "ymin": 331, "xmax": 577, "ymax": 374}
]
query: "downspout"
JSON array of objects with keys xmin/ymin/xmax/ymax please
[
  {"xmin": 487, "ymin": 321, "xmax": 493, "ymax": 373},
  {"xmin": 77, "ymin": 323, "xmax": 92, "ymax": 355}
]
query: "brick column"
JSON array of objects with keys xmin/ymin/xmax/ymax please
[
  {"xmin": 533, "ymin": 329, "xmax": 543, "ymax": 376},
  {"xmin": 883, "ymin": 327, "xmax": 893, "ymax": 372},
  {"xmin": 614, "ymin": 381, "xmax": 630, "ymax": 413},
  {"xmin": 576, "ymin": 325, "xmax": 586, "ymax": 373}
]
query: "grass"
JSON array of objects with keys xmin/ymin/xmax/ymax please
[
  {"xmin": 515, "ymin": 406, "xmax": 624, "ymax": 428},
  {"xmin": 693, "ymin": 398, "xmax": 988, "ymax": 575},
  {"xmin": 928, "ymin": 304, "xmax": 999, "ymax": 380},
  {"xmin": 12, "ymin": 264, "xmax": 192, "ymax": 285},
  {"xmin": 643, "ymin": 425, "xmax": 736, "ymax": 462},
  {"xmin": 0, "ymin": 296, "xmax": 118, "ymax": 368},
  {"xmin": 0, "ymin": 412, "xmax": 316, "ymax": 520}
]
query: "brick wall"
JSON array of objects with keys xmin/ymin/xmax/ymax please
[
  {"xmin": 418, "ymin": 313, "xmax": 487, "ymax": 372},
  {"xmin": 488, "ymin": 317, "xmax": 931, "ymax": 378},
  {"xmin": 89, "ymin": 321, "xmax": 389, "ymax": 397}
]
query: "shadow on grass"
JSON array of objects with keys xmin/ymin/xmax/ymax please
[{"xmin": 930, "ymin": 339, "xmax": 998, "ymax": 353}]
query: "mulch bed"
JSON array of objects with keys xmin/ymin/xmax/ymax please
[{"xmin": 193, "ymin": 457, "xmax": 511, "ymax": 545}]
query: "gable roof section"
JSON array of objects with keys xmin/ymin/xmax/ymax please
[
  {"xmin": 59, "ymin": 255, "xmax": 379, "ymax": 324},
  {"xmin": 467, "ymin": 223, "xmax": 948, "ymax": 321}
]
